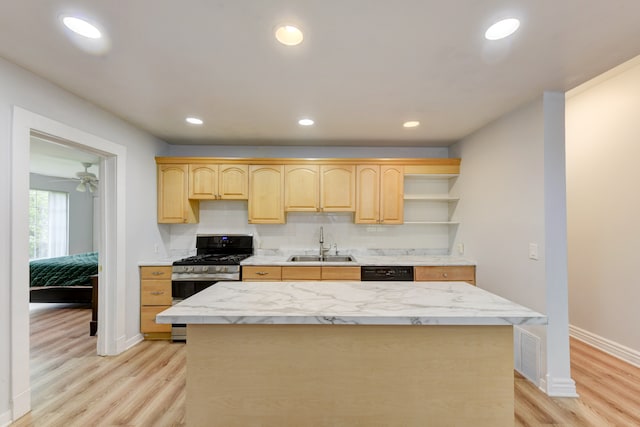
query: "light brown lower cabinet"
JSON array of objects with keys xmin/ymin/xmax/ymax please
[
  {"xmin": 414, "ymin": 266, "xmax": 476, "ymax": 285},
  {"xmin": 321, "ymin": 266, "xmax": 361, "ymax": 281},
  {"xmin": 243, "ymin": 266, "xmax": 361, "ymax": 281},
  {"xmin": 282, "ymin": 266, "xmax": 322, "ymax": 281},
  {"xmin": 242, "ymin": 266, "xmax": 282, "ymax": 281},
  {"xmin": 140, "ymin": 266, "xmax": 172, "ymax": 339}
]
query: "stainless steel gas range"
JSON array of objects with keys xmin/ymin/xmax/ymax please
[{"xmin": 171, "ymin": 234, "xmax": 253, "ymax": 341}]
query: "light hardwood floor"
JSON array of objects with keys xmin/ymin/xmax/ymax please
[{"xmin": 11, "ymin": 304, "xmax": 640, "ymax": 426}]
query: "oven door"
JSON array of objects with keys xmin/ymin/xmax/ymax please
[
  {"xmin": 171, "ymin": 280, "xmax": 218, "ymax": 300},
  {"xmin": 171, "ymin": 280, "xmax": 218, "ymax": 341}
]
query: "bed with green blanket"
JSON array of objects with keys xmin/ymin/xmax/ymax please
[{"xmin": 29, "ymin": 252, "xmax": 98, "ymax": 303}]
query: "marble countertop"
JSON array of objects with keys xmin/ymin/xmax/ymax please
[
  {"xmin": 138, "ymin": 260, "xmax": 175, "ymax": 266},
  {"xmin": 241, "ymin": 254, "xmax": 475, "ymax": 266},
  {"xmin": 156, "ymin": 281, "xmax": 545, "ymax": 326}
]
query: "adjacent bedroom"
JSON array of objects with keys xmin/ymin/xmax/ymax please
[{"xmin": 29, "ymin": 135, "xmax": 101, "ymax": 337}]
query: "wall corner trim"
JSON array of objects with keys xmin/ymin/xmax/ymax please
[{"xmin": 544, "ymin": 375, "xmax": 578, "ymax": 397}]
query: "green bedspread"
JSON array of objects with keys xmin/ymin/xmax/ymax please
[{"xmin": 29, "ymin": 252, "xmax": 98, "ymax": 288}]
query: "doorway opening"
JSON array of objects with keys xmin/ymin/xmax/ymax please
[
  {"xmin": 11, "ymin": 107, "xmax": 128, "ymax": 420},
  {"xmin": 29, "ymin": 134, "xmax": 103, "ymax": 346}
]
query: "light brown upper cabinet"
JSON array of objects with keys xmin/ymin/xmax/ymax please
[
  {"xmin": 156, "ymin": 157, "xmax": 459, "ymax": 225},
  {"xmin": 157, "ymin": 164, "xmax": 199, "ymax": 223},
  {"xmin": 285, "ymin": 165, "xmax": 355, "ymax": 212},
  {"xmin": 356, "ymin": 165, "xmax": 404, "ymax": 224},
  {"xmin": 248, "ymin": 165, "xmax": 285, "ymax": 223},
  {"xmin": 189, "ymin": 164, "xmax": 248, "ymax": 200},
  {"xmin": 321, "ymin": 165, "xmax": 356, "ymax": 211}
]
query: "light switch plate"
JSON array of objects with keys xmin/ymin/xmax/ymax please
[{"xmin": 529, "ymin": 243, "xmax": 539, "ymax": 260}]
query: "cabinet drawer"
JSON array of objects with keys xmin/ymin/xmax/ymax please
[
  {"xmin": 140, "ymin": 266, "xmax": 172, "ymax": 280},
  {"xmin": 140, "ymin": 305, "xmax": 171, "ymax": 333},
  {"xmin": 321, "ymin": 266, "xmax": 361, "ymax": 281},
  {"xmin": 242, "ymin": 266, "xmax": 282, "ymax": 281},
  {"xmin": 282, "ymin": 266, "xmax": 322, "ymax": 281},
  {"xmin": 141, "ymin": 280, "xmax": 172, "ymax": 305},
  {"xmin": 414, "ymin": 266, "xmax": 476, "ymax": 284}
]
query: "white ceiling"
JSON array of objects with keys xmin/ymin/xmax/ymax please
[{"xmin": 2, "ymin": 1, "xmax": 640, "ymax": 147}]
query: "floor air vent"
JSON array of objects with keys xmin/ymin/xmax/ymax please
[{"xmin": 515, "ymin": 327, "xmax": 541, "ymax": 384}]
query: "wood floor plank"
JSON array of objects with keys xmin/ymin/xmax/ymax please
[{"xmin": 10, "ymin": 305, "xmax": 640, "ymax": 426}]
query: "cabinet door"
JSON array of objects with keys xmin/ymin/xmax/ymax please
[
  {"xmin": 321, "ymin": 266, "xmax": 361, "ymax": 281},
  {"xmin": 189, "ymin": 164, "xmax": 219, "ymax": 199},
  {"xmin": 380, "ymin": 165, "xmax": 404, "ymax": 224},
  {"xmin": 141, "ymin": 306, "xmax": 172, "ymax": 333},
  {"xmin": 140, "ymin": 266, "xmax": 172, "ymax": 280},
  {"xmin": 282, "ymin": 266, "xmax": 322, "ymax": 280},
  {"xmin": 242, "ymin": 266, "xmax": 282, "ymax": 281},
  {"xmin": 355, "ymin": 165, "xmax": 380, "ymax": 224},
  {"xmin": 321, "ymin": 165, "xmax": 355, "ymax": 212},
  {"xmin": 414, "ymin": 266, "xmax": 476, "ymax": 285},
  {"xmin": 158, "ymin": 164, "xmax": 199, "ymax": 223},
  {"xmin": 219, "ymin": 164, "xmax": 248, "ymax": 199},
  {"xmin": 285, "ymin": 165, "xmax": 319, "ymax": 211},
  {"xmin": 248, "ymin": 165, "xmax": 285, "ymax": 223},
  {"xmin": 141, "ymin": 280, "xmax": 172, "ymax": 305}
]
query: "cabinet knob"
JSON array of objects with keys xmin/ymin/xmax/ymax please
[
  {"xmin": 150, "ymin": 291, "xmax": 164, "ymax": 295},
  {"xmin": 442, "ymin": 273, "xmax": 448, "ymax": 278},
  {"xmin": 151, "ymin": 271, "xmax": 165, "ymax": 276},
  {"xmin": 256, "ymin": 271, "xmax": 268, "ymax": 276}
]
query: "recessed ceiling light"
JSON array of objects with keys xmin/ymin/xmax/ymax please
[
  {"xmin": 298, "ymin": 118, "xmax": 314, "ymax": 126},
  {"xmin": 403, "ymin": 121, "xmax": 420, "ymax": 128},
  {"xmin": 186, "ymin": 117, "xmax": 203, "ymax": 125},
  {"xmin": 275, "ymin": 25, "xmax": 304, "ymax": 46},
  {"xmin": 62, "ymin": 16, "xmax": 102, "ymax": 39},
  {"xmin": 485, "ymin": 18, "xmax": 520, "ymax": 40}
]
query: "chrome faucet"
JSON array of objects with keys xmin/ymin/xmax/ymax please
[{"xmin": 319, "ymin": 226, "xmax": 330, "ymax": 259}]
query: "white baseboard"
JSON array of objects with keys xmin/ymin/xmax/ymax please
[
  {"xmin": 0, "ymin": 409, "xmax": 12, "ymax": 427},
  {"xmin": 570, "ymin": 325, "xmax": 640, "ymax": 368},
  {"xmin": 11, "ymin": 387, "xmax": 31, "ymax": 423},
  {"xmin": 124, "ymin": 333, "xmax": 144, "ymax": 351}
]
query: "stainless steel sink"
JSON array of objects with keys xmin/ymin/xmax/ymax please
[
  {"xmin": 287, "ymin": 255, "xmax": 323, "ymax": 262},
  {"xmin": 287, "ymin": 255, "xmax": 356, "ymax": 262},
  {"xmin": 322, "ymin": 255, "xmax": 356, "ymax": 262}
]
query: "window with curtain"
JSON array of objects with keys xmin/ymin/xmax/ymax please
[{"xmin": 29, "ymin": 189, "xmax": 69, "ymax": 260}]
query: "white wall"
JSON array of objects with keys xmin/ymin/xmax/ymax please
[
  {"xmin": 450, "ymin": 99, "xmax": 546, "ymax": 310},
  {"xmin": 0, "ymin": 57, "xmax": 168, "ymax": 423},
  {"xmin": 162, "ymin": 145, "xmax": 454, "ymax": 256},
  {"xmin": 566, "ymin": 56, "xmax": 640, "ymax": 358},
  {"xmin": 29, "ymin": 173, "xmax": 95, "ymax": 255},
  {"xmin": 166, "ymin": 145, "xmax": 448, "ymax": 158},
  {"xmin": 450, "ymin": 94, "xmax": 575, "ymax": 396}
]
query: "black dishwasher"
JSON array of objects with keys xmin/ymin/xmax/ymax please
[{"xmin": 361, "ymin": 266, "xmax": 414, "ymax": 281}]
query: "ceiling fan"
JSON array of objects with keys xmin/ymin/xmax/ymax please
[{"xmin": 75, "ymin": 162, "xmax": 99, "ymax": 193}]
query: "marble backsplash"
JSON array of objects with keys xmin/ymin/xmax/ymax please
[{"xmin": 163, "ymin": 200, "xmax": 454, "ymax": 257}]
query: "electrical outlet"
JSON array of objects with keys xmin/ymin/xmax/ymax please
[
  {"xmin": 528, "ymin": 243, "xmax": 538, "ymax": 260},
  {"xmin": 457, "ymin": 243, "xmax": 464, "ymax": 255},
  {"xmin": 154, "ymin": 244, "xmax": 159, "ymax": 254}
]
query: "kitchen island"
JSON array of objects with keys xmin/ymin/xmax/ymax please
[{"xmin": 157, "ymin": 281, "xmax": 545, "ymax": 426}]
